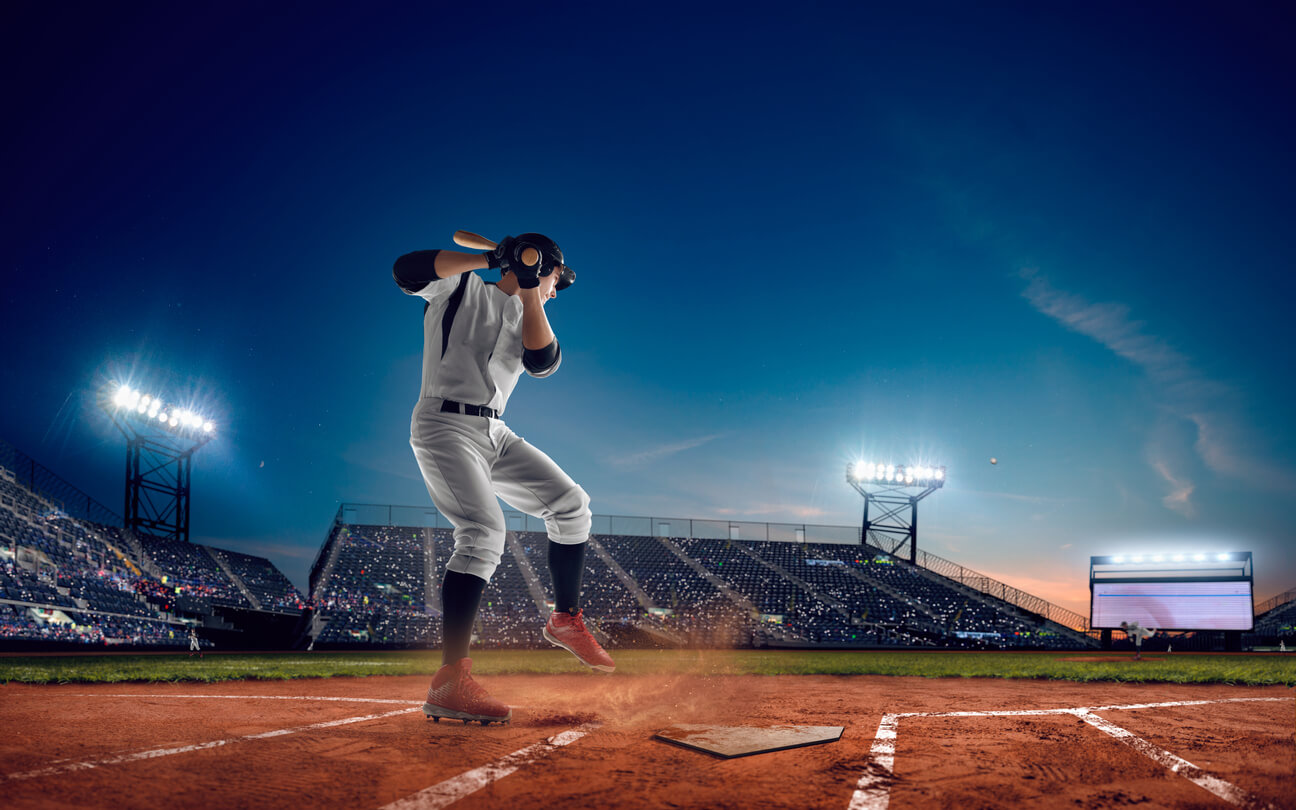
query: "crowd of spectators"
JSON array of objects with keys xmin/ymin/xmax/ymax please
[
  {"xmin": 210, "ymin": 548, "xmax": 306, "ymax": 612},
  {"xmin": 1, "ymin": 465, "xmax": 303, "ymax": 648},
  {"xmin": 307, "ymin": 526, "xmax": 1092, "ymax": 650}
]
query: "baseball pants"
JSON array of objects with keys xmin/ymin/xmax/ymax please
[{"xmin": 410, "ymin": 400, "xmax": 591, "ymax": 582}]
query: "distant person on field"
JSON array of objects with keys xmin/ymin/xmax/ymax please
[{"xmin": 1120, "ymin": 620, "xmax": 1155, "ymax": 660}]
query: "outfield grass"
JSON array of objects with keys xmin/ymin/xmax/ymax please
[{"xmin": 1, "ymin": 649, "xmax": 1294, "ymax": 685}]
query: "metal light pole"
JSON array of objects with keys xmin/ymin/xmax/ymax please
[
  {"xmin": 101, "ymin": 383, "xmax": 217, "ymax": 543},
  {"xmin": 845, "ymin": 462, "xmax": 945, "ymax": 564}
]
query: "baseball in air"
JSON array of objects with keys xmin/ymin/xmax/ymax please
[{"xmin": 990, "ymin": 457, "xmax": 998, "ymax": 465}]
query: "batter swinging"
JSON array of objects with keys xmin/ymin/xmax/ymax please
[{"xmin": 393, "ymin": 232, "xmax": 614, "ymax": 726}]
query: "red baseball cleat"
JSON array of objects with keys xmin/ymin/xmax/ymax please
[
  {"xmin": 422, "ymin": 658, "xmax": 512, "ymax": 725},
  {"xmin": 544, "ymin": 610, "xmax": 615, "ymax": 672}
]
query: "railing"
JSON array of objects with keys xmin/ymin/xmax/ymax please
[
  {"xmin": 915, "ymin": 548, "xmax": 1090, "ymax": 632},
  {"xmin": 332, "ymin": 502, "xmax": 859, "ymax": 543},
  {"xmin": 0, "ymin": 438, "xmax": 122, "ymax": 528},
  {"xmin": 331, "ymin": 502, "xmax": 1090, "ymax": 632},
  {"xmin": 1256, "ymin": 587, "xmax": 1296, "ymax": 617}
]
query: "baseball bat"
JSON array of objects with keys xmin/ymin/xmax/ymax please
[
  {"xmin": 453, "ymin": 231, "xmax": 541, "ymax": 267},
  {"xmin": 453, "ymin": 230, "xmax": 497, "ymax": 250}
]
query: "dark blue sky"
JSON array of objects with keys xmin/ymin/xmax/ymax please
[{"xmin": 4, "ymin": 1, "xmax": 1294, "ymax": 615}]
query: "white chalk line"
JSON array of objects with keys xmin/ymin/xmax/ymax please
[
  {"xmin": 69, "ymin": 694, "xmax": 424, "ymax": 705},
  {"xmin": 381, "ymin": 725, "xmax": 598, "ymax": 810},
  {"xmin": 1073, "ymin": 710, "xmax": 1274, "ymax": 809},
  {"xmin": 2, "ymin": 706, "xmax": 421, "ymax": 782},
  {"xmin": 849, "ymin": 697, "xmax": 1292, "ymax": 810}
]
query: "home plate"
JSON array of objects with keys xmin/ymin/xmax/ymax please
[{"xmin": 653, "ymin": 725, "xmax": 844, "ymax": 758}]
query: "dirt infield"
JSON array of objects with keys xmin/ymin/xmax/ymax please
[{"xmin": 1, "ymin": 674, "xmax": 1291, "ymax": 809}]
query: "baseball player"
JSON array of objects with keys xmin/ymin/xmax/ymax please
[
  {"xmin": 1120, "ymin": 620, "xmax": 1156, "ymax": 660},
  {"xmin": 393, "ymin": 233, "xmax": 615, "ymax": 726},
  {"xmin": 187, "ymin": 625, "xmax": 201, "ymax": 657}
]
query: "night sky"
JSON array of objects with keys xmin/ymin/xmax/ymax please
[{"xmin": 3, "ymin": 2, "xmax": 1293, "ymax": 617}]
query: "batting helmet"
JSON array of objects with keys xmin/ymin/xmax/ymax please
[{"xmin": 503, "ymin": 233, "xmax": 576, "ymax": 291}]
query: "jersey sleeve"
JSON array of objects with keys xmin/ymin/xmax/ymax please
[{"xmin": 393, "ymin": 249, "xmax": 459, "ymax": 303}]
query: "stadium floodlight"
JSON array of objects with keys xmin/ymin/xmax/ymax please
[
  {"xmin": 1113, "ymin": 556, "xmax": 1125, "ymax": 563},
  {"xmin": 1172, "ymin": 554, "xmax": 1185, "ymax": 562},
  {"xmin": 101, "ymin": 378, "xmax": 220, "ymax": 545},
  {"xmin": 1152, "ymin": 555, "xmax": 1164, "ymax": 563},
  {"xmin": 1194, "ymin": 553, "xmax": 1207, "ymax": 561},
  {"xmin": 845, "ymin": 458, "xmax": 947, "ymax": 564},
  {"xmin": 1216, "ymin": 553, "xmax": 1230, "ymax": 561}
]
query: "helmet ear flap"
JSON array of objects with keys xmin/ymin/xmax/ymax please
[{"xmin": 556, "ymin": 265, "xmax": 575, "ymax": 291}]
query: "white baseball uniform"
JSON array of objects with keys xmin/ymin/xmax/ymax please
[{"xmin": 399, "ymin": 260, "xmax": 590, "ymax": 582}]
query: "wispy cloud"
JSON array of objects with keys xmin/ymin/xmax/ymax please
[
  {"xmin": 606, "ymin": 434, "xmax": 724, "ymax": 468},
  {"xmin": 1152, "ymin": 460, "xmax": 1196, "ymax": 517},
  {"xmin": 1021, "ymin": 269, "xmax": 1296, "ymax": 509}
]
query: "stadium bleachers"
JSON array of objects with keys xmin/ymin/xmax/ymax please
[
  {"xmin": 311, "ymin": 525, "xmax": 439, "ymax": 647},
  {"xmin": 1, "ymin": 459, "xmax": 303, "ymax": 649},
  {"xmin": 210, "ymin": 547, "xmax": 306, "ymax": 612}
]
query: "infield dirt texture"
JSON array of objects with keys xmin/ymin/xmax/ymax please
[{"xmin": 1, "ymin": 650, "xmax": 1292, "ymax": 809}]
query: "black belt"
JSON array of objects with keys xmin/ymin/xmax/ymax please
[{"xmin": 440, "ymin": 399, "xmax": 498, "ymax": 419}]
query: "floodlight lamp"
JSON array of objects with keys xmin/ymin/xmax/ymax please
[
  {"xmin": 203, "ymin": 421, "xmax": 214, "ymax": 433},
  {"xmin": 1193, "ymin": 553, "xmax": 1206, "ymax": 561},
  {"xmin": 113, "ymin": 386, "xmax": 132, "ymax": 407},
  {"xmin": 1152, "ymin": 555, "xmax": 1164, "ymax": 562},
  {"xmin": 1172, "ymin": 554, "xmax": 1184, "ymax": 562},
  {"xmin": 141, "ymin": 395, "xmax": 152, "ymax": 406},
  {"xmin": 1216, "ymin": 553, "xmax": 1229, "ymax": 561},
  {"xmin": 169, "ymin": 416, "xmax": 179, "ymax": 427},
  {"xmin": 851, "ymin": 461, "xmax": 866, "ymax": 480},
  {"xmin": 1113, "ymin": 555, "xmax": 1125, "ymax": 563},
  {"xmin": 935, "ymin": 468, "xmax": 944, "ymax": 480}
]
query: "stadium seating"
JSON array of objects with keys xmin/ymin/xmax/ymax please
[
  {"xmin": 0, "ymin": 461, "xmax": 301, "ymax": 649},
  {"xmin": 209, "ymin": 548, "xmax": 306, "ymax": 612}
]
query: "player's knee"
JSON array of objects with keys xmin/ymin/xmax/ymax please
[
  {"xmin": 448, "ymin": 522, "xmax": 505, "ymax": 580},
  {"xmin": 447, "ymin": 547, "xmax": 502, "ymax": 582},
  {"xmin": 548, "ymin": 484, "xmax": 591, "ymax": 543}
]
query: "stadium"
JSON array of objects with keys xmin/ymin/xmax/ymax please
[
  {"xmin": 5, "ymin": 4, "xmax": 1296, "ymax": 809},
  {"xmin": 2, "ymin": 432, "xmax": 1293, "ymax": 807}
]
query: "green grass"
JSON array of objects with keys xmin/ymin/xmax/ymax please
[{"xmin": 2, "ymin": 649, "xmax": 1294, "ymax": 685}]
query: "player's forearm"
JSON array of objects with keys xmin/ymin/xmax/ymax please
[
  {"xmin": 518, "ymin": 288, "xmax": 556, "ymax": 350},
  {"xmin": 392, "ymin": 249, "xmax": 486, "ymax": 292},
  {"xmin": 433, "ymin": 250, "xmax": 488, "ymax": 279}
]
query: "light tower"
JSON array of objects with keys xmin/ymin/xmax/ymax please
[
  {"xmin": 845, "ymin": 461, "xmax": 946, "ymax": 564},
  {"xmin": 101, "ymin": 383, "xmax": 218, "ymax": 543}
]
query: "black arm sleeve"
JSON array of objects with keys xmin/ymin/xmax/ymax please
[
  {"xmin": 392, "ymin": 250, "xmax": 442, "ymax": 294},
  {"xmin": 523, "ymin": 339, "xmax": 560, "ymax": 376}
]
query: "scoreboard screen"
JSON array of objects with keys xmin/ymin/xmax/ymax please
[{"xmin": 1090, "ymin": 580, "xmax": 1254, "ymax": 631}]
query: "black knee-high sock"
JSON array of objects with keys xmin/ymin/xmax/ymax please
[
  {"xmin": 441, "ymin": 570, "xmax": 486, "ymax": 666},
  {"xmin": 548, "ymin": 540, "xmax": 586, "ymax": 614}
]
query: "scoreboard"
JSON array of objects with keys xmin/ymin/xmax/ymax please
[{"xmin": 1089, "ymin": 552, "xmax": 1254, "ymax": 632}]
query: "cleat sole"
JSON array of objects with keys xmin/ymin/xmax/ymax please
[
  {"xmin": 543, "ymin": 626, "xmax": 616, "ymax": 673},
  {"xmin": 422, "ymin": 702, "xmax": 512, "ymax": 725}
]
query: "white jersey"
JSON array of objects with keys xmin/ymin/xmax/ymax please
[{"xmin": 404, "ymin": 270, "xmax": 560, "ymax": 416}]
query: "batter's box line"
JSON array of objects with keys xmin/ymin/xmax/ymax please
[{"xmin": 848, "ymin": 697, "xmax": 1292, "ymax": 810}]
